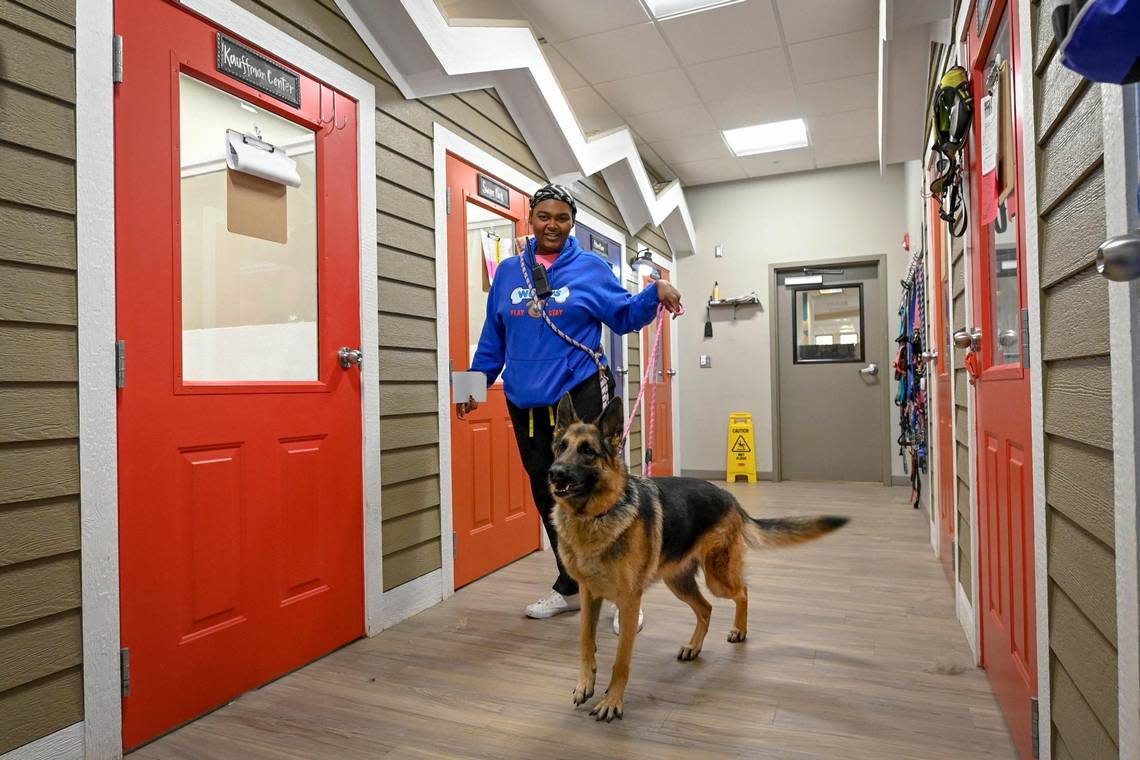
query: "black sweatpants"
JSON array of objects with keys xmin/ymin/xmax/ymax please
[{"xmin": 507, "ymin": 370, "xmax": 616, "ymax": 598}]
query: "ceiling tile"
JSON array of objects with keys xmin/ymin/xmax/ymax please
[
  {"xmin": 674, "ymin": 157, "xmax": 748, "ymax": 186},
  {"xmin": 788, "ymin": 27, "xmax": 878, "ymax": 84},
  {"xmin": 704, "ymin": 88, "xmax": 800, "ymax": 129},
  {"xmin": 596, "ymin": 69, "xmax": 701, "ymax": 116},
  {"xmin": 775, "ymin": 0, "xmax": 877, "ymax": 44},
  {"xmin": 738, "ymin": 146, "xmax": 815, "ymax": 176},
  {"xmin": 806, "ymin": 106, "xmax": 877, "ymax": 144},
  {"xmin": 660, "ymin": 0, "xmax": 782, "ymax": 66},
  {"xmin": 797, "ymin": 73, "xmax": 878, "ymax": 115},
  {"xmin": 685, "ymin": 48, "xmax": 791, "ymax": 101},
  {"xmin": 649, "ymin": 132, "xmax": 732, "ymax": 164},
  {"xmin": 540, "ymin": 45, "xmax": 586, "ymax": 90},
  {"xmin": 555, "ymin": 23, "xmax": 676, "ymax": 84},
  {"xmin": 521, "ymin": 0, "xmax": 650, "ymax": 43},
  {"xmin": 565, "ymin": 87, "xmax": 625, "ymax": 134},
  {"xmin": 626, "ymin": 104, "xmax": 718, "ymax": 142},
  {"xmin": 812, "ymin": 132, "xmax": 879, "ymax": 167}
]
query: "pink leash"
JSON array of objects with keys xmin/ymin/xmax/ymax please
[{"xmin": 622, "ymin": 304, "xmax": 675, "ymax": 476}]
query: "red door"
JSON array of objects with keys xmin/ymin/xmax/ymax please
[
  {"xmin": 643, "ymin": 272, "xmax": 674, "ymax": 476},
  {"xmin": 447, "ymin": 155, "xmax": 541, "ymax": 588},
  {"xmin": 965, "ymin": 1, "xmax": 1037, "ymax": 756},
  {"xmin": 931, "ymin": 200, "xmax": 956, "ymax": 582},
  {"xmin": 116, "ymin": 0, "xmax": 363, "ymax": 747}
]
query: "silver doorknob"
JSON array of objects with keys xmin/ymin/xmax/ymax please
[
  {"xmin": 614, "ymin": 367, "xmax": 628, "ymax": 376},
  {"xmin": 921, "ymin": 350, "xmax": 938, "ymax": 362},
  {"xmin": 1097, "ymin": 232, "xmax": 1140, "ymax": 281},
  {"xmin": 998, "ymin": 328, "xmax": 1019, "ymax": 348},
  {"xmin": 666, "ymin": 369, "xmax": 677, "ymax": 377},
  {"xmin": 859, "ymin": 362, "xmax": 878, "ymax": 376},
  {"xmin": 953, "ymin": 327, "xmax": 982, "ymax": 351},
  {"xmin": 338, "ymin": 347, "xmax": 364, "ymax": 369}
]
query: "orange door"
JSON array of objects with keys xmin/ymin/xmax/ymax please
[
  {"xmin": 447, "ymin": 154, "xmax": 541, "ymax": 588},
  {"xmin": 931, "ymin": 201, "xmax": 956, "ymax": 582},
  {"xmin": 116, "ymin": 0, "xmax": 363, "ymax": 748},
  {"xmin": 643, "ymin": 272, "xmax": 674, "ymax": 476},
  {"xmin": 965, "ymin": 1, "xmax": 1037, "ymax": 756}
]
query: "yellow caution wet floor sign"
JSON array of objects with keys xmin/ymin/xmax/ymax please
[{"xmin": 726, "ymin": 412, "xmax": 756, "ymax": 483}]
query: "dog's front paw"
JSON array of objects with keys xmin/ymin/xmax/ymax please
[
  {"xmin": 727, "ymin": 628, "xmax": 747, "ymax": 643},
  {"xmin": 589, "ymin": 692, "xmax": 624, "ymax": 722},
  {"xmin": 677, "ymin": 645, "xmax": 701, "ymax": 661},
  {"xmin": 572, "ymin": 681, "xmax": 594, "ymax": 706}
]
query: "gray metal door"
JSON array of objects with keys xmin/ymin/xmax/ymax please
[{"xmin": 775, "ymin": 261, "xmax": 888, "ymax": 482}]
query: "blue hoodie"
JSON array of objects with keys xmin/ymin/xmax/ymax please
[{"xmin": 470, "ymin": 235, "xmax": 661, "ymax": 409}]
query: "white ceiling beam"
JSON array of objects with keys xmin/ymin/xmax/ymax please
[{"xmin": 337, "ymin": 0, "xmax": 697, "ymax": 255}]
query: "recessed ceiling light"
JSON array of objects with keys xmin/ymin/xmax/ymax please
[
  {"xmin": 723, "ymin": 118, "xmax": 809, "ymax": 157},
  {"xmin": 644, "ymin": 0, "xmax": 745, "ymax": 21}
]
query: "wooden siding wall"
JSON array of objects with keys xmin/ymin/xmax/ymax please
[
  {"xmin": 235, "ymin": 0, "xmax": 668, "ymax": 588},
  {"xmin": 1031, "ymin": 2, "xmax": 1118, "ymax": 758},
  {"xmin": 0, "ymin": 0, "xmax": 84, "ymax": 753},
  {"xmin": 950, "ymin": 232, "xmax": 972, "ymax": 600}
]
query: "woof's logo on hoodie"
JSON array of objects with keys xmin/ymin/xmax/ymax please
[{"xmin": 509, "ymin": 286, "xmax": 571, "ymax": 318}]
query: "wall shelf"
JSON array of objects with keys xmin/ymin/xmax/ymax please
[{"xmin": 707, "ymin": 294, "xmax": 762, "ymax": 319}]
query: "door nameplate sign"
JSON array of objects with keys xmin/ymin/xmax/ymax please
[
  {"xmin": 216, "ymin": 33, "xmax": 300, "ymax": 108},
  {"xmin": 477, "ymin": 174, "xmax": 510, "ymax": 209},
  {"xmin": 590, "ymin": 236, "xmax": 608, "ymax": 255}
]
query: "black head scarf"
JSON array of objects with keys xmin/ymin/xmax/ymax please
[{"xmin": 530, "ymin": 183, "xmax": 577, "ymax": 218}]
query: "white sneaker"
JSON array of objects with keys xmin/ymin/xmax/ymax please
[
  {"xmin": 525, "ymin": 591, "xmax": 580, "ymax": 619},
  {"xmin": 612, "ymin": 605, "xmax": 645, "ymax": 635}
]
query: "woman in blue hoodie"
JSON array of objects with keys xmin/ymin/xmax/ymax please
[{"xmin": 457, "ymin": 184, "xmax": 682, "ymax": 627}]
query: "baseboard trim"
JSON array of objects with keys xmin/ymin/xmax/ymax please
[
  {"xmin": 379, "ymin": 568, "xmax": 443, "ymax": 630},
  {"xmin": 681, "ymin": 469, "xmax": 774, "ymax": 482},
  {"xmin": 891, "ymin": 475, "xmax": 912, "ymax": 487}
]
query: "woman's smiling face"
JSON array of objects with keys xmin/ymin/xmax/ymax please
[{"xmin": 530, "ymin": 199, "xmax": 574, "ymax": 254}]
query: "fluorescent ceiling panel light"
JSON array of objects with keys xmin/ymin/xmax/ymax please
[
  {"xmin": 723, "ymin": 118, "xmax": 808, "ymax": 157},
  {"xmin": 645, "ymin": 0, "xmax": 745, "ymax": 20}
]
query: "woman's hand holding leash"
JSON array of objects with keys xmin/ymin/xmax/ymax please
[{"xmin": 656, "ymin": 280, "xmax": 684, "ymax": 318}]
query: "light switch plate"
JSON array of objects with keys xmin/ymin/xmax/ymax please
[{"xmin": 700, "ymin": 354, "xmax": 712, "ymax": 368}]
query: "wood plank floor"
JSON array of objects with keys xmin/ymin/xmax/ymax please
[{"xmin": 132, "ymin": 481, "xmax": 1016, "ymax": 759}]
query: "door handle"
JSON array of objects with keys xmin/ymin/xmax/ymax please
[
  {"xmin": 1096, "ymin": 231, "xmax": 1140, "ymax": 281},
  {"xmin": 998, "ymin": 328, "xmax": 1019, "ymax": 348},
  {"xmin": 859, "ymin": 362, "xmax": 878, "ymax": 376},
  {"xmin": 952, "ymin": 327, "xmax": 982, "ymax": 351},
  {"xmin": 614, "ymin": 367, "xmax": 628, "ymax": 376},
  {"xmin": 666, "ymin": 369, "xmax": 677, "ymax": 377},
  {"xmin": 921, "ymin": 350, "xmax": 938, "ymax": 362},
  {"xmin": 338, "ymin": 347, "xmax": 364, "ymax": 369}
]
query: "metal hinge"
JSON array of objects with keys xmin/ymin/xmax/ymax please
[
  {"xmin": 115, "ymin": 340, "xmax": 126, "ymax": 388},
  {"xmin": 446, "ymin": 187, "xmax": 452, "ymax": 215},
  {"xmin": 112, "ymin": 35, "xmax": 124, "ymax": 84},
  {"xmin": 1030, "ymin": 696, "xmax": 1039, "ymax": 757},
  {"xmin": 1020, "ymin": 307, "xmax": 1030, "ymax": 368},
  {"xmin": 452, "ymin": 531, "xmax": 456, "ymax": 556},
  {"xmin": 120, "ymin": 648, "xmax": 131, "ymax": 697}
]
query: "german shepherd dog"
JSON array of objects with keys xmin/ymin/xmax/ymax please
[{"xmin": 548, "ymin": 394, "xmax": 848, "ymax": 722}]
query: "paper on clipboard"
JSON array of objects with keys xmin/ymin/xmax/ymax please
[{"xmin": 452, "ymin": 371, "xmax": 488, "ymax": 403}]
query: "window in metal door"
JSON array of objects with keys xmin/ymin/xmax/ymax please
[
  {"xmin": 179, "ymin": 74, "xmax": 318, "ymax": 382},
  {"xmin": 792, "ymin": 285, "xmax": 865, "ymax": 364}
]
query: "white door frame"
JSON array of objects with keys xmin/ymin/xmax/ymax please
[
  {"xmin": 68, "ymin": 2, "xmax": 378, "ymax": 757},
  {"xmin": 1104, "ymin": 81, "xmax": 1140, "ymax": 760}
]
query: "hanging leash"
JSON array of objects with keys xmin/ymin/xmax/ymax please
[{"xmin": 621, "ymin": 304, "xmax": 668, "ymax": 476}]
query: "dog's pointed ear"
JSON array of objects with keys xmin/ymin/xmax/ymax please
[
  {"xmin": 597, "ymin": 396, "xmax": 624, "ymax": 446},
  {"xmin": 555, "ymin": 393, "xmax": 577, "ymax": 434}
]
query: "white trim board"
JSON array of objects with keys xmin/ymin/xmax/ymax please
[
  {"xmin": 1103, "ymin": 81, "xmax": 1140, "ymax": 760},
  {"xmin": 69, "ymin": 1, "xmax": 380, "ymax": 756},
  {"xmin": 1015, "ymin": 0, "xmax": 1051, "ymax": 751},
  {"xmin": 2, "ymin": 723, "xmax": 83, "ymax": 760},
  {"xmin": 335, "ymin": 0, "xmax": 696, "ymax": 256}
]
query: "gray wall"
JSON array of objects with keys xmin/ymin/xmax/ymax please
[{"xmin": 677, "ymin": 162, "xmax": 912, "ymax": 479}]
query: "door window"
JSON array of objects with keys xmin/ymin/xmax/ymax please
[
  {"xmin": 465, "ymin": 200, "xmax": 516, "ymax": 365},
  {"xmin": 792, "ymin": 285, "xmax": 865, "ymax": 363},
  {"xmin": 179, "ymin": 74, "xmax": 318, "ymax": 382}
]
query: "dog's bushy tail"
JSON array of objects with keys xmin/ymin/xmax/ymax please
[{"xmin": 742, "ymin": 513, "xmax": 848, "ymax": 548}]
